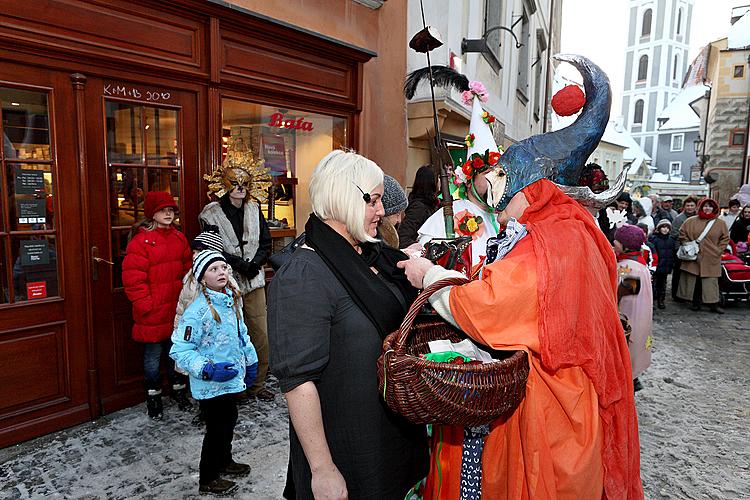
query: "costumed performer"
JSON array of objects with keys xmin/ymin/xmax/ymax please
[
  {"xmin": 416, "ymin": 82, "xmax": 500, "ymax": 271},
  {"xmin": 398, "ymin": 55, "xmax": 643, "ymax": 499}
]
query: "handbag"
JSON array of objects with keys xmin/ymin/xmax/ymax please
[
  {"xmin": 423, "ymin": 236, "xmax": 473, "ymax": 278},
  {"xmin": 677, "ymin": 220, "xmax": 715, "ymax": 261},
  {"xmin": 268, "ymin": 232, "xmax": 305, "ymax": 270}
]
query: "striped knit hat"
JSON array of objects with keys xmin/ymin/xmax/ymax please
[
  {"xmin": 191, "ymin": 225, "xmax": 224, "ymax": 252},
  {"xmin": 193, "ymin": 250, "xmax": 226, "ymax": 282}
]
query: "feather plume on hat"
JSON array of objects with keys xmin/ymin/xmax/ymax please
[{"xmin": 204, "ymin": 136, "xmax": 271, "ymax": 201}]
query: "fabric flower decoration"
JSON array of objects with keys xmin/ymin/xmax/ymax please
[
  {"xmin": 481, "ymin": 111, "xmax": 496, "ymax": 124},
  {"xmin": 488, "ymin": 151, "xmax": 501, "ymax": 166},
  {"xmin": 464, "ymin": 133, "xmax": 475, "ymax": 147},
  {"xmin": 461, "ymin": 80, "xmax": 489, "ymax": 106},
  {"xmin": 471, "ymin": 157, "xmax": 485, "ymax": 169},
  {"xmin": 454, "ymin": 209, "xmax": 485, "ymax": 239}
]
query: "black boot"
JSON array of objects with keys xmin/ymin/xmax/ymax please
[
  {"xmin": 146, "ymin": 389, "xmax": 163, "ymax": 420},
  {"xmin": 220, "ymin": 459, "xmax": 251, "ymax": 477},
  {"xmin": 633, "ymin": 378, "xmax": 643, "ymax": 392},
  {"xmin": 709, "ymin": 304, "xmax": 725, "ymax": 314},
  {"xmin": 171, "ymin": 384, "xmax": 193, "ymax": 411},
  {"xmin": 199, "ymin": 478, "xmax": 238, "ymax": 495},
  {"xmin": 657, "ymin": 299, "xmax": 665, "ymax": 309}
]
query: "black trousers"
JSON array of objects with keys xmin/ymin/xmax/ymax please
[
  {"xmin": 671, "ymin": 261, "xmax": 682, "ymax": 300},
  {"xmin": 654, "ymin": 271, "xmax": 669, "ymax": 301},
  {"xmin": 199, "ymin": 393, "xmax": 238, "ymax": 484}
]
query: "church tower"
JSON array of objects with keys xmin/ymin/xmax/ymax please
[{"xmin": 621, "ymin": 0, "xmax": 694, "ymax": 159}]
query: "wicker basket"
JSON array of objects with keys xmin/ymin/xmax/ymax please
[{"xmin": 377, "ymin": 277, "xmax": 529, "ymax": 427}]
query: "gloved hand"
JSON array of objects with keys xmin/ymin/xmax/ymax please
[
  {"xmin": 244, "ymin": 362, "xmax": 258, "ymax": 388},
  {"xmin": 202, "ymin": 362, "xmax": 238, "ymax": 382},
  {"xmin": 223, "ymin": 253, "xmax": 261, "ymax": 279}
]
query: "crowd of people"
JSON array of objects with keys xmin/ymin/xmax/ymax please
[{"xmin": 114, "ymin": 60, "xmax": 750, "ymax": 498}]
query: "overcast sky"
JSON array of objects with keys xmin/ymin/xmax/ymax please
[{"xmin": 559, "ymin": 0, "xmax": 744, "ymax": 118}]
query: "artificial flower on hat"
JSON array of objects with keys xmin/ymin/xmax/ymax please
[
  {"xmin": 453, "ymin": 209, "xmax": 485, "ymax": 239},
  {"xmin": 203, "ymin": 136, "xmax": 271, "ymax": 201}
]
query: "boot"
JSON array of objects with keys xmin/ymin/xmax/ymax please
[
  {"xmin": 146, "ymin": 389, "xmax": 163, "ymax": 420},
  {"xmin": 220, "ymin": 459, "xmax": 251, "ymax": 477},
  {"xmin": 171, "ymin": 384, "xmax": 193, "ymax": 411},
  {"xmin": 633, "ymin": 378, "xmax": 643, "ymax": 392},
  {"xmin": 709, "ymin": 304, "xmax": 725, "ymax": 314},
  {"xmin": 199, "ymin": 478, "xmax": 238, "ymax": 495},
  {"xmin": 657, "ymin": 299, "xmax": 665, "ymax": 309}
]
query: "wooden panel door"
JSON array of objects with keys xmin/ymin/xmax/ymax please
[
  {"xmin": 0, "ymin": 62, "xmax": 91, "ymax": 447},
  {"xmin": 84, "ymin": 79, "xmax": 199, "ymax": 413}
]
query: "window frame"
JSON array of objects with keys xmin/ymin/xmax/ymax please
[
  {"xmin": 633, "ymin": 99, "xmax": 645, "ymax": 124},
  {"xmin": 641, "ymin": 8, "xmax": 652, "ymax": 38},
  {"xmin": 637, "ymin": 54, "xmax": 648, "ymax": 82},
  {"xmin": 670, "ymin": 133, "xmax": 684, "ymax": 152},
  {"xmin": 729, "ymin": 129, "xmax": 746, "ymax": 148},
  {"xmin": 669, "ymin": 161, "xmax": 682, "ymax": 176},
  {"xmin": 733, "ymin": 65, "xmax": 745, "ymax": 79}
]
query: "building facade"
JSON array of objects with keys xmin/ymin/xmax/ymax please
[
  {"xmin": 621, "ymin": 0, "xmax": 693, "ymax": 161},
  {"xmin": 405, "ymin": 0, "xmax": 563, "ymax": 188},
  {"xmin": 694, "ymin": 10, "xmax": 750, "ymax": 204},
  {"xmin": 0, "ymin": 0, "xmax": 406, "ymax": 447}
]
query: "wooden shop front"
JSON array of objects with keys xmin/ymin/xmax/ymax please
[{"xmin": 0, "ymin": 0, "xmax": 373, "ymax": 447}]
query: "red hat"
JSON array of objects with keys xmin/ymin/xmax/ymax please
[{"xmin": 144, "ymin": 191, "xmax": 178, "ymax": 219}]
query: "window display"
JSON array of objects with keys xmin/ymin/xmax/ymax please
[
  {"xmin": 221, "ymin": 98, "xmax": 347, "ymax": 240},
  {"xmin": 0, "ymin": 87, "xmax": 58, "ymax": 303}
]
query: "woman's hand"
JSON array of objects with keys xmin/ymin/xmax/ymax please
[
  {"xmin": 397, "ymin": 256, "xmax": 435, "ymax": 289},
  {"xmin": 311, "ymin": 463, "xmax": 348, "ymax": 500}
]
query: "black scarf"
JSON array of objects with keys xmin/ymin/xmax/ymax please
[{"xmin": 305, "ymin": 214, "xmax": 417, "ymax": 339}]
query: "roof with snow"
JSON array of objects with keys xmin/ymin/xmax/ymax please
[
  {"xmin": 657, "ymin": 84, "xmax": 709, "ymax": 131},
  {"xmin": 728, "ymin": 11, "xmax": 750, "ymax": 49}
]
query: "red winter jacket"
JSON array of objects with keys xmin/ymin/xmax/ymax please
[{"xmin": 122, "ymin": 226, "xmax": 192, "ymax": 343}]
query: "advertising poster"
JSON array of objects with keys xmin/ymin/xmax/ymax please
[{"xmin": 261, "ymin": 133, "xmax": 287, "ymax": 176}]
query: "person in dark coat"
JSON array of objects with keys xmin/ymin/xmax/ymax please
[
  {"xmin": 268, "ymin": 150, "xmax": 428, "ymax": 500},
  {"xmin": 648, "ymin": 219, "xmax": 676, "ymax": 309},
  {"xmin": 397, "ymin": 165, "xmax": 438, "ymax": 248},
  {"xmin": 616, "ymin": 192, "xmax": 638, "ymax": 225},
  {"xmin": 729, "ymin": 205, "xmax": 750, "ymax": 244}
]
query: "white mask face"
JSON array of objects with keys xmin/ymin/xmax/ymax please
[{"xmin": 484, "ymin": 168, "xmax": 508, "ymax": 210}]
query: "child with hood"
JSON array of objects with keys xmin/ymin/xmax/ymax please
[
  {"xmin": 614, "ymin": 224, "xmax": 653, "ymax": 392},
  {"xmin": 648, "ymin": 219, "xmax": 676, "ymax": 309}
]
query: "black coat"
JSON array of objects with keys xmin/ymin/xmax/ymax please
[
  {"xmin": 649, "ymin": 232, "xmax": 676, "ymax": 273},
  {"xmin": 397, "ymin": 196, "xmax": 438, "ymax": 248}
]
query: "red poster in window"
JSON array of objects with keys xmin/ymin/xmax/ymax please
[{"xmin": 27, "ymin": 281, "xmax": 47, "ymax": 299}]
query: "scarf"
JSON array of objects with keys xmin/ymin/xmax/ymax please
[
  {"xmin": 304, "ymin": 214, "xmax": 417, "ymax": 339},
  {"xmin": 697, "ymin": 198, "xmax": 719, "ymax": 220},
  {"xmin": 618, "ymin": 251, "xmax": 647, "ymax": 266},
  {"xmin": 518, "ymin": 179, "xmax": 643, "ymax": 499},
  {"xmin": 484, "ymin": 218, "xmax": 528, "ymax": 265}
]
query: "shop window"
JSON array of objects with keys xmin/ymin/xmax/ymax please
[
  {"xmin": 729, "ymin": 129, "xmax": 746, "ymax": 148},
  {"xmin": 220, "ymin": 98, "xmax": 347, "ymax": 246},
  {"xmin": 671, "ymin": 133, "xmax": 684, "ymax": 152},
  {"xmin": 734, "ymin": 65, "xmax": 745, "ymax": 79},
  {"xmin": 0, "ymin": 87, "xmax": 59, "ymax": 303},
  {"xmin": 105, "ymin": 101, "xmax": 181, "ymax": 288}
]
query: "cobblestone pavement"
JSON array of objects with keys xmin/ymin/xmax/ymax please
[{"xmin": 1, "ymin": 297, "xmax": 748, "ymax": 499}]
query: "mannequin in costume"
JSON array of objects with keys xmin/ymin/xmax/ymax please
[
  {"xmin": 199, "ymin": 137, "xmax": 275, "ymax": 401},
  {"xmin": 398, "ymin": 55, "xmax": 643, "ymax": 499}
]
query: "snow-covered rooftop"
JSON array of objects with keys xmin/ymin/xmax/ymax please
[
  {"xmin": 728, "ymin": 11, "xmax": 750, "ymax": 49},
  {"xmin": 657, "ymin": 84, "xmax": 709, "ymax": 131}
]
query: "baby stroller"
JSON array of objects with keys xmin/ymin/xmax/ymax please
[{"xmin": 719, "ymin": 250, "xmax": 750, "ymax": 305}]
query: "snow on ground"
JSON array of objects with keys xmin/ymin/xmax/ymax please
[{"xmin": 1, "ymin": 296, "xmax": 749, "ymax": 499}]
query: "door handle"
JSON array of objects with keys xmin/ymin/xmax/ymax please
[{"xmin": 91, "ymin": 246, "xmax": 114, "ymax": 281}]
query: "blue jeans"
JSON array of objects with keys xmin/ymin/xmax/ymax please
[{"xmin": 143, "ymin": 340, "xmax": 183, "ymax": 390}]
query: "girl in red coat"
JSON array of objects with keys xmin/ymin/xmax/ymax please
[{"xmin": 123, "ymin": 191, "xmax": 193, "ymax": 420}]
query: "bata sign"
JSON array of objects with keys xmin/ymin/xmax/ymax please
[{"xmin": 268, "ymin": 113, "xmax": 314, "ymax": 131}]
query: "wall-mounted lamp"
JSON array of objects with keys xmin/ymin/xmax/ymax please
[{"xmin": 461, "ymin": 25, "xmax": 523, "ymax": 73}]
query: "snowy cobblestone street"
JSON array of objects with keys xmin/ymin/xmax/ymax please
[{"xmin": 1, "ymin": 297, "xmax": 749, "ymax": 499}]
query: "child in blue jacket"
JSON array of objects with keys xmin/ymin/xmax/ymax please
[{"xmin": 171, "ymin": 250, "xmax": 258, "ymax": 495}]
